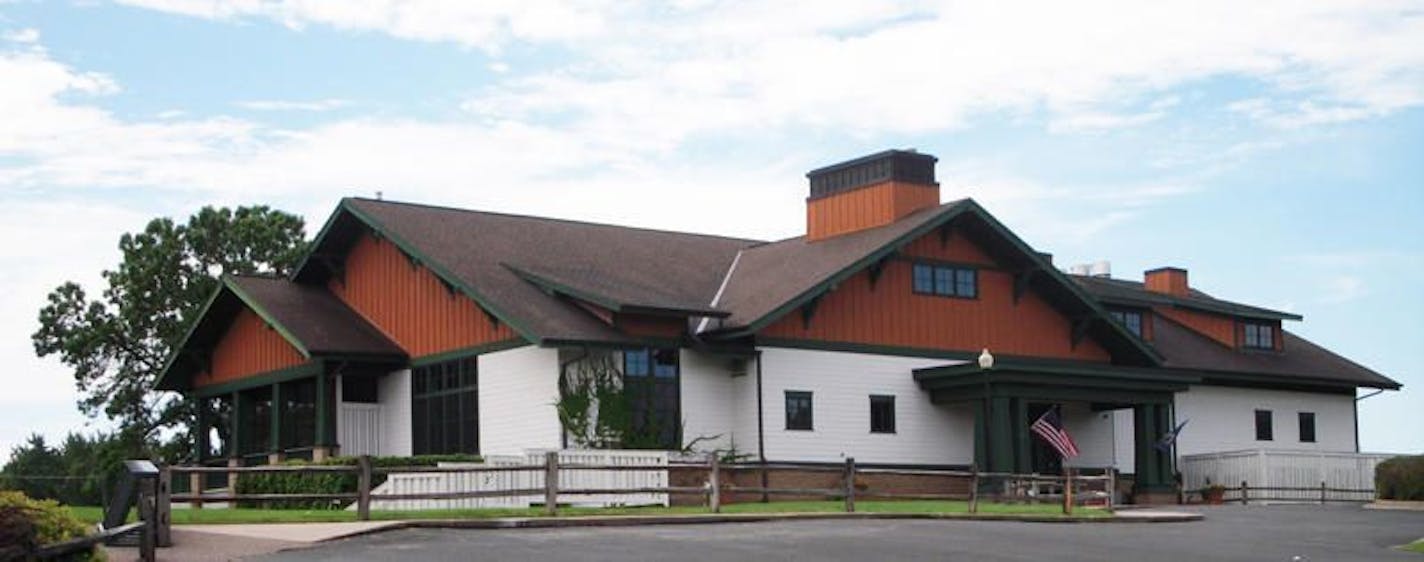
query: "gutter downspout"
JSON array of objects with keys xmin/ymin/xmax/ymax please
[
  {"xmin": 755, "ymin": 349, "xmax": 767, "ymax": 503},
  {"xmin": 1353, "ymin": 389, "xmax": 1385, "ymax": 453}
]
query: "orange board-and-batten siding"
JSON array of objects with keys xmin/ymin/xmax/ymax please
[
  {"xmin": 807, "ymin": 181, "xmax": 941, "ymax": 241},
  {"xmin": 330, "ymin": 231, "xmax": 518, "ymax": 358},
  {"xmin": 194, "ymin": 307, "xmax": 306, "ymax": 389},
  {"xmin": 762, "ymin": 227, "xmax": 1111, "ymax": 362}
]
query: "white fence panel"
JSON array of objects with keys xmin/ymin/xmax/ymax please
[
  {"xmin": 1182, "ymin": 449, "xmax": 1397, "ymax": 502},
  {"xmin": 364, "ymin": 449, "xmax": 669, "ymax": 511},
  {"xmin": 337, "ymin": 403, "xmax": 382, "ymax": 457}
]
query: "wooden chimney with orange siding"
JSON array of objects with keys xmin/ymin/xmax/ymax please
[
  {"xmin": 805, "ymin": 150, "xmax": 940, "ymax": 241},
  {"xmin": 1144, "ymin": 267, "xmax": 1190, "ymax": 297}
]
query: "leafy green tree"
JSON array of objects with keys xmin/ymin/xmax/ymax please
[
  {"xmin": 0, "ymin": 435, "xmax": 64, "ymax": 501},
  {"xmin": 31, "ymin": 206, "xmax": 309, "ymax": 457}
]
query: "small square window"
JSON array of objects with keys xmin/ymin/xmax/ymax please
[
  {"xmin": 870, "ymin": 395, "xmax": 896, "ymax": 433},
  {"xmin": 1243, "ymin": 322, "xmax": 1276, "ymax": 350},
  {"xmin": 785, "ymin": 391, "xmax": 813, "ymax": 431},
  {"xmin": 1298, "ymin": 412, "xmax": 1316, "ymax": 443},
  {"xmin": 1255, "ymin": 409, "xmax": 1273, "ymax": 441}
]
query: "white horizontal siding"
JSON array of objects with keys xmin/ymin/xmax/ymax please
[
  {"xmin": 758, "ymin": 347, "xmax": 973, "ymax": 465},
  {"xmin": 1173, "ymin": 385, "xmax": 1356, "ymax": 456},
  {"xmin": 377, "ymin": 369, "xmax": 413, "ymax": 456},
  {"xmin": 679, "ymin": 350, "xmax": 738, "ymax": 452},
  {"xmin": 479, "ymin": 346, "xmax": 562, "ymax": 456},
  {"xmin": 1060, "ymin": 403, "xmax": 1119, "ymax": 470}
]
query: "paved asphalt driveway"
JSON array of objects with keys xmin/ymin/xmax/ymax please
[{"xmin": 253, "ymin": 505, "xmax": 1423, "ymax": 561}]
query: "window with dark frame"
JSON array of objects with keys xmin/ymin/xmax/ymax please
[
  {"xmin": 1254, "ymin": 409, "xmax": 1273, "ymax": 441},
  {"xmin": 622, "ymin": 348, "xmax": 681, "ymax": 449},
  {"xmin": 1243, "ymin": 322, "xmax": 1276, "ymax": 350},
  {"xmin": 785, "ymin": 391, "xmax": 813, "ymax": 431},
  {"xmin": 1109, "ymin": 310, "xmax": 1144, "ymax": 337},
  {"xmin": 870, "ymin": 395, "xmax": 896, "ymax": 434},
  {"xmin": 1298, "ymin": 412, "xmax": 1316, "ymax": 443},
  {"xmin": 411, "ymin": 357, "xmax": 479, "ymax": 456},
  {"xmin": 911, "ymin": 262, "xmax": 977, "ymax": 298}
]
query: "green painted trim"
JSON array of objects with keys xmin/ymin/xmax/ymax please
[
  {"xmin": 315, "ymin": 362, "xmax": 332, "ymax": 446},
  {"xmin": 270, "ymin": 380, "xmax": 283, "ymax": 453},
  {"xmin": 337, "ymin": 199, "xmax": 543, "ymax": 343},
  {"xmin": 409, "ymin": 338, "xmax": 531, "ymax": 366},
  {"xmin": 288, "ymin": 200, "xmax": 349, "ymax": 282},
  {"xmin": 191, "ymin": 362, "xmax": 321, "ymax": 398},
  {"xmin": 932, "ymin": 384, "xmax": 1175, "ymax": 406},
  {"xmin": 155, "ymin": 282, "xmax": 227, "ymax": 391},
  {"xmin": 758, "ymin": 337, "xmax": 984, "ymax": 361},
  {"xmin": 913, "ymin": 362, "xmax": 1200, "ymax": 386},
  {"xmin": 538, "ymin": 336, "xmax": 689, "ymax": 351},
  {"xmin": 222, "ymin": 275, "xmax": 313, "ymax": 358}
]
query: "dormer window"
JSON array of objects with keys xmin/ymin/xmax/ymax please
[
  {"xmin": 912, "ymin": 263, "xmax": 977, "ymax": 298},
  {"xmin": 1243, "ymin": 322, "xmax": 1275, "ymax": 350},
  {"xmin": 1109, "ymin": 310, "xmax": 1144, "ymax": 337}
]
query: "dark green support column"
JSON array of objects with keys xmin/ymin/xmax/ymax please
[
  {"xmin": 229, "ymin": 391, "xmax": 245, "ymax": 459},
  {"xmin": 1011, "ymin": 398, "xmax": 1031, "ymax": 474},
  {"xmin": 270, "ymin": 382, "xmax": 284, "ymax": 457},
  {"xmin": 1155, "ymin": 404, "xmax": 1173, "ymax": 486},
  {"xmin": 988, "ymin": 396, "xmax": 1014, "ymax": 472},
  {"xmin": 315, "ymin": 373, "xmax": 330, "ymax": 447},
  {"xmin": 194, "ymin": 397, "xmax": 209, "ymax": 462},
  {"xmin": 1133, "ymin": 403, "xmax": 1171, "ymax": 494},
  {"xmin": 973, "ymin": 399, "xmax": 987, "ymax": 468}
]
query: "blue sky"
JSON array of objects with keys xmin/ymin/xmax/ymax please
[{"xmin": 0, "ymin": 1, "xmax": 1420, "ymax": 459}]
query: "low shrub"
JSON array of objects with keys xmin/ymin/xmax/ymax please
[
  {"xmin": 234, "ymin": 454, "xmax": 481, "ymax": 509},
  {"xmin": 0, "ymin": 490, "xmax": 105, "ymax": 561},
  {"xmin": 1376, "ymin": 455, "xmax": 1424, "ymax": 501}
]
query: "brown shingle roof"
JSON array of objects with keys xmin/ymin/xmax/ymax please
[
  {"xmin": 342, "ymin": 198, "xmax": 759, "ymax": 344},
  {"xmin": 1152, "ymin": 314, "xmax": 1399, "ymax": 389},
  {"xmin": 1072, "ymin": 274, "xmax": 1302, "ymax": 321},
  {"xmin": 228, "ymin": 276, "xmax": 405, "ymax": 357}
]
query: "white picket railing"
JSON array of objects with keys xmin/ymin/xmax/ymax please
[
  {"xmin": 336, "ymin": 403, "xmax": 382, "ymax": 457},
  {"xmin": 1181, "ymin": 449, "xmax": 1397, "ymax": 502},
  {"xmin": 364, "ymin": 449, "xmax": 669, "ymax": 511}
]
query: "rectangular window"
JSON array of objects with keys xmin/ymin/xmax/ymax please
[
  {"xmin": 785, "ymin": 391, "xmax": 813, "ymax": 431},
  {"xmin": 911, "ymin": 262, "xmax": 978, "ymax": 299},
  {"xmin": 1298, "ymin": 412, "xmax": 1316, "ymax": 443},
  {"xmin": 912, "ymin": 264, "xmax": 934, "ymax": 294},
  {"xmin": 623, "ymin": 348, "xmax": 680, "ymax": 449},
  {"xmin": 870, "ymin": 395, "xmax": 896, "ymax": 434},
  {"xmin": 1255, "ymin": 409, "xmax": 1273, "ymax": 441},
  {"xmin": 1109, "ymin": 310, "xmax": 1144, "ymax": 337},
  {"xmin": 1243, "ymin": 322, "xmax": 1276, "ymax": 350},
  {"xmin": 341, "ymin": 376, "xmax": 379, "ymax": 403},
  {"xmin": 411, "ymin": 357, "xmax": 479, "ymax": 455}
]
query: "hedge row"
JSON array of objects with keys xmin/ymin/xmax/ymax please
[
  {"xmin": 233, "ymin": 454, "xmax": 481, "ymax": 509},
  {"xmin": 1376, "ymin": 455, "xmax": 1424, "ymax": 501},
  {"xmin": 0, "ymin": 491, "xmax": 105, "ymax": 561}
]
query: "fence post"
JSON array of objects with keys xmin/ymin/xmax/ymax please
[
  {"xmin": 1062, "ymin": 468, "xmax": 1074, "ymax": 515},
  {"xmin": 843, "ymin": 457, "xmax": 856, "ymax": 513},
  {"xmin": 544, "ymin": 451, "xmax": 559, "ymax": 517},
  {"xmin": 189, "ymin": 469, "xmax": 204, "ymax": 509},
  {"xmin": 1241, "ymin": 480, "xmax": 1249, "ymax": 505},
  {"xmin": 357, "ymin": 455, "xmax": 372, "ymax": 521},
  {"xmin": 1320, "ymin": 480, "xmax": 1326, "ymax": 505},
  {"xmin": 1106, "ymin": 468, "xmax": 1116, "ymax": 513},
  {"xmin": 155, "ymin": 465, "xmax": 172, "ymax": 547},
  {"xmin": 968, "ymin": 463, "xmax": 980, "ymax": 514},
  {"xmin": 137, "ymin": 477, "xmax": 156, "ymax": 562},
  {"xmin": 708, "ymin": 453, "xmax": 721, "ymax": 514}
]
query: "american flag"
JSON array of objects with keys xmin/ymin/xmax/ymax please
[{"xmin": 1030, "ymin": 408, "xmax": 1080, "ymax": 459}]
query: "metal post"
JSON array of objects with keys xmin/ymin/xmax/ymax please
[
  {"xmin": 708, "ymin": 453, "xmax": 721, "ymax": 513},
  {"xmin": 1062, "ymin": 468, "xmax": 1074, "ymax": 515},
  {"xmin": 968, "ymin": 463, "xmax": 980, "ymax": 514},
  {"xmin": 843, "ymin": 457, "xmax": 856, "ymax": 513},
  {"xmin": 357, "ymin": 455, "xmax": 372, "ymax": 521},
  {"xmin": 155, "ymin": 466, "xmax": 172, "ymax": 547},
  {"xmin": 1241, "ymin": 480, "xmax": 1249, "ymax": 505},
  {"xmin": 544, "ymin": 451, "xmax": 559, "ymax": 516}
]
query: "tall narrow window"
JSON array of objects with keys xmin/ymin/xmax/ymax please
[
  {"xmin": 870, "ymin": 395, "xmax": 896, "ymax": 434},
  {"xmin": 622, "ymin": 348, "xmax": 680, "ymax": 449},
  {"xmin": 1298, "ymin": 412, "xmax": 1316, "ymax": 443},
  {"xmin": 1254, "ymin": 409, "xmax": 1273, "ymax": 441},
  {"xmin": 785, "ymin": 391, "xmax": 813, "ymax": 431},
  {"xmin": 411, "ymin": 357, "xmax": 479, "ymax": 455},
  {"xmin": 1243, "ymin": 322, "xmax": 1276, "ymax": 350}
]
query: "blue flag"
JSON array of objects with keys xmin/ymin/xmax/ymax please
[{"xmin": 1155, "ymin": 419, "xmax": 1189, "ymax": 453}]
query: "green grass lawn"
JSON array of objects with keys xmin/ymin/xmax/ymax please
[
  {"xmin": 1402, "ymin": 539, "xmax": 1424, "ymax": 554},
  {"xmin": 67, "ymin": 500, "xmax": 1106, "ymax": 526}
]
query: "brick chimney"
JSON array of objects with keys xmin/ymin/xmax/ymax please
[
  {"xmin": 805, "ymin": 150, "xmax": 940, "ymax": 241},
  {"xmin": 1144, "ymin": 267, "xmax": 1189, "ymax": 296}
]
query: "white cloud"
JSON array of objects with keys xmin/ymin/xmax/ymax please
[
  {"xmin": 3, "ymin": 28, "xmax": 39, "ymax": 43},
  {"xmin": 236, "ymin": 98, "xmax": 352, "ymax": 112}
]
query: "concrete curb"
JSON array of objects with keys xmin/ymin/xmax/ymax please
[
  {"xmin": 1364, "ymin": 500, "xmax": 1424, "ymax": 511},
  {"xmin": 307, "ymin": 511, "xmax": 1202, "ymax": 541}
]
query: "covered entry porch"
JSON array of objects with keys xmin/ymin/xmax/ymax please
[{"xmin": 913, "ymin": 359, "xmax": 1199, "ymax": 500}]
